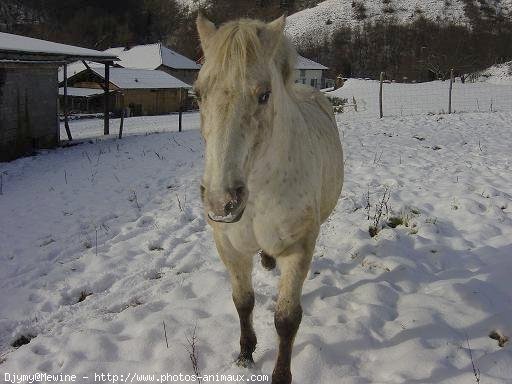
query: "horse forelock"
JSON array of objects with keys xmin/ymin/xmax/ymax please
[{"xmin": 198, "ymin": 19, "xmax": 294, "ymax": 94}]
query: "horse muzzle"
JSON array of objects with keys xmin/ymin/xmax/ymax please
[{"xmin": 204, "ymin": 184, "xmax": 248, "ymax": 224}]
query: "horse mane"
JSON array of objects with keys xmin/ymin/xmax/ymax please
[{"xmin": 199, "ymin": 18, "xmax": 296, "ymax": 93}]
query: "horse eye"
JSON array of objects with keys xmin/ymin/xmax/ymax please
[{"xmin": 258, "ymin": 91, "xmax": 271, "ymax": 105}]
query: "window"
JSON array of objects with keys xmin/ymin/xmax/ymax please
[
  {"xmin": 300, "ymin": 69, "xmax": 306, "ymax": 78},
  {"xmin": 310, "ymin": 78, "xmax": 317, "ymax": 88}
]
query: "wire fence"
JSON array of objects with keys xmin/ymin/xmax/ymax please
[{"xmin": 329, "ymin": 74, "xmax": 512, "ymax": 118}]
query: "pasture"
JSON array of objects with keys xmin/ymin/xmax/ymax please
[{"xmin": 1, "ymin": 97, "xmax": 511, "ymax": 382}]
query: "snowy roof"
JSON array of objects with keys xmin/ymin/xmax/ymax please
[
  {"xmin": 58, "ymin": 61, "xmax": 100, "ymax": 82},
  {"xmin": 89, "ymin": 67, "xmax": 192, "ymax": 89},
  {"xmin": 0, "ymin": 32, "xmax": 118, "ymax": 61},
  {"xmin": 105, "ymin": 43, "xmax": 201, "ymax": 71},
  {"xmin": 58, "ymin": 87, "xmax": 110, "ymax": 97},
  {"xmin": 296, "ymin": 55, "xmax": 328, "ymax": 70}
]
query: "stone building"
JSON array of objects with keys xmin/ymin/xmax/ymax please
[{"xmin": 0, "ymin": 32, "xmax": 117, "ymax": 161}]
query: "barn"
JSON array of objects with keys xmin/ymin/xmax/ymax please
[
  {"xmin": 62, "ymin": 67, "xmax": 191, "ymax": 116},
  {"xmin": 0, "ymin": 32, "xmax": 117, "ymax": 162}
]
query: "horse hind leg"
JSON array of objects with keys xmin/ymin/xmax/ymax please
[{"xmin": 260, "ymin": 250, "xmax": 276, "ymax": 271}]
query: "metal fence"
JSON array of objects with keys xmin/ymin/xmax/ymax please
[{"xmin": 329, "ymin": 72, "xmax": 512, "ymax": 118}]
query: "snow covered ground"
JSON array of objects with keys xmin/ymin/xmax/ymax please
[
  {"xmin": 472, "ymin": 61, "xmax": 512, "ymax": 85},
  {"xmin": 1, "ymin": 108, "xmax": 512, "ymax": 383},
  {"xmin": 326, "ymin": 78, "xmax": 512, "ymax": 118}
]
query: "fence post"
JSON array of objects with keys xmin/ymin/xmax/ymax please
[
  {"xmin": 178, "ymin": 88, "xmax": 183, "ymax": 132},
  {"xmin": 379, "ymin": 71, "xmax": 384, "ymax": 118},
  {"xmin": 104, "ymin": 62, "xmax": 110, "ymax": 135},
  {"xmin": 448, "ymin": 68, "xmax": 454, "ymax": 114},
  {"xmin": 118, "ymin": 93, "xmax": 125, "ymax": 139}
]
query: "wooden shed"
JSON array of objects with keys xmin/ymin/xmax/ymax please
[
  {"xmin": 63, "ymin": 67, "xmax": 191, "ymax": 116},
  {"xmin": 0, "ymin": 32, "xmax": 117, "ymax": 162}
]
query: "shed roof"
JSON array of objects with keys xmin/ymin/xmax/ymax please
[
  {"xmin": 0, "ymin": 32, "xmax": 118, "ymax": 62},
  {"xmin": 296, "ymin": 55, "xmax": 328, "ymax": 70},
  {"xmin": 105, "ymin": 43, "xmax": 201, "ymax": 70},
  {"xmin": 90, "ymin": 67, "xmax": 192, "ymax": 89}
]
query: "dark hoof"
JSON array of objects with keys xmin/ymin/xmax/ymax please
[
  {"xmin": 236, "ymin": 354, "xmax": 255, "ymax": 368},
  {"xmin": 260, "ymin": 251, "xmax": 276, "ymax": 271},
  {"xmin": 271, "ymin": 371, "xmax": 292, "ymax": 384}
]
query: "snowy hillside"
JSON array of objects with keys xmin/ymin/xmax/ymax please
[
  {"xmin": 285, "ymin": 0, "xmax": 512, "ymax": 45},
  {"xmin": 0, "ymin": 0, "xmax": 41, "ymax": 29},
  {"xmin": 1, "ymin": 100, "xmax": 512, "ymax": 382}
]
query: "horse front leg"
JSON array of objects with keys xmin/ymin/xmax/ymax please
[
  {"xmin": 214, "ymin": 235, "xmax": 257, "ymax": 368},
  {"xmin": 272, "ymin": 240, "xmax": 314, "ymax": 384}
]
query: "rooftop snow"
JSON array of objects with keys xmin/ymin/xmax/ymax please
[
  {"xmin": 106, "ymin": 43, "xmax": 201, "ymax": 71},
  {"xmin": 90, "ymin": 67, "xmax": 192, "ymax": 89},
  {"xmin": 296, "ymin": 55, "xmax": 328, "ymax": 70},
  {"xmin": 0, "ymin": 32, "xmax": 118, "ymax": 61}
]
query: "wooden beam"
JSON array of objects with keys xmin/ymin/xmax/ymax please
[
  {"xmin": 104, "ymin": 62, "xmax": 110, "ymax": 135},
  {"xmin": 179, "ymin": 88, "xmax": 183, "ymax": 132},
  {"xmin": 81, "ymin": 60, "xmax": 92, "ymax": 71},
  {"xmin": 119, "ymin": 92, "xmax": 125, "ymax": 139},
  {"xmin": 63, "ymin": 63, "xmax": 73, "ymax": 140}
]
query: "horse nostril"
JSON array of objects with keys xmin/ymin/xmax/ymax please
[
  {"xmin": 224, "ymin": 200, "xmax": 238, "ymax": 215},
  {"xmin": 234, "ymin": 185, "xmax": 245, "ymax": 200}
]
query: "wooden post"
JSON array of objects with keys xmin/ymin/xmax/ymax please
[
  {"xmin": 104, "ymin": 62, "xmax": 110, "ymax": 135},
  {"xmin": 119, "ymin": 93, "xmax": 125, "ymax": 139},
  {"xmin": 448, "ymin": 68, "xmax": 454, "ymax": 114},
  {"xmin": 379, "ymin": 71, "xmax": 384, "ymax": 118},
  {"xmin": 178, "ymin": 88, "xmax": 183, "ymax": 132},
  {"xmin": 63, "ymin": 64, "xmax": 73, "ymax": 141}
]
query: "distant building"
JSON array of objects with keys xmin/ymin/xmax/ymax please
[
  {"xmin": 295, "ymin": 55, "xmax": 331, "ymax": 89},
  {"xmin": 0, "ymin": 32, "xmax": 117, "ymax": 162},
  {"xmin": 106, "ymin": 43, "xmax": 201, "ymax": 85},
  {"xmin": 63, "ymin": 67, "xmax": 191, "ymax": 116}
]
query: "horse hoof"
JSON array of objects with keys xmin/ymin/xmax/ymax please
[
  {"xmin": 260, "ymin": 251, "xmax": 276, "ymax": 271},
  {"xmin": 236, "ymin": 354, "xmax": 255, "ymax": 368},
  {"xmin": 271, "ymin": 371, "xmax": 292, "ymax": 384}
]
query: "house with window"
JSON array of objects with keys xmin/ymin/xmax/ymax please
[{"xmin": 295, "ymin": 55, "xmax": 329, "ymax": 89}]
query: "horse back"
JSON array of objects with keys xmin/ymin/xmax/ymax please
[{"xmin": 292, "ymin": 84, "xmax": 344, "ymax": 222}]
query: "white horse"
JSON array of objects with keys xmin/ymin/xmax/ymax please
[{"xmin": 195, "ymin": 14, "xmax": 344, "ymax": 384}]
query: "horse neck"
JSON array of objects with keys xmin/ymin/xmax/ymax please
[
  {"xmin": 250, "ymin": 83, "xmax": 306, "ymax": 188},
  {"xmin": 269, "ymin": 67, "xmax": 304, "ymax": 147}
]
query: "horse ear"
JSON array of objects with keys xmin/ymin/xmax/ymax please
[
  {"xmin": 196, "ymin": 12, "xmax": 217, "ymax": 52},
  {"xmin": 260, "ymin": 15, "xmax": 286, "ymax": 55},
  {"xmin": 267, "ymin": 15, "xmax": 286, "ymax": 36}
]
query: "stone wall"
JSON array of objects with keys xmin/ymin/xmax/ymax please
[{"xmin": 0, "ymin": 62, "xmax": 59, "ymax": 162}]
